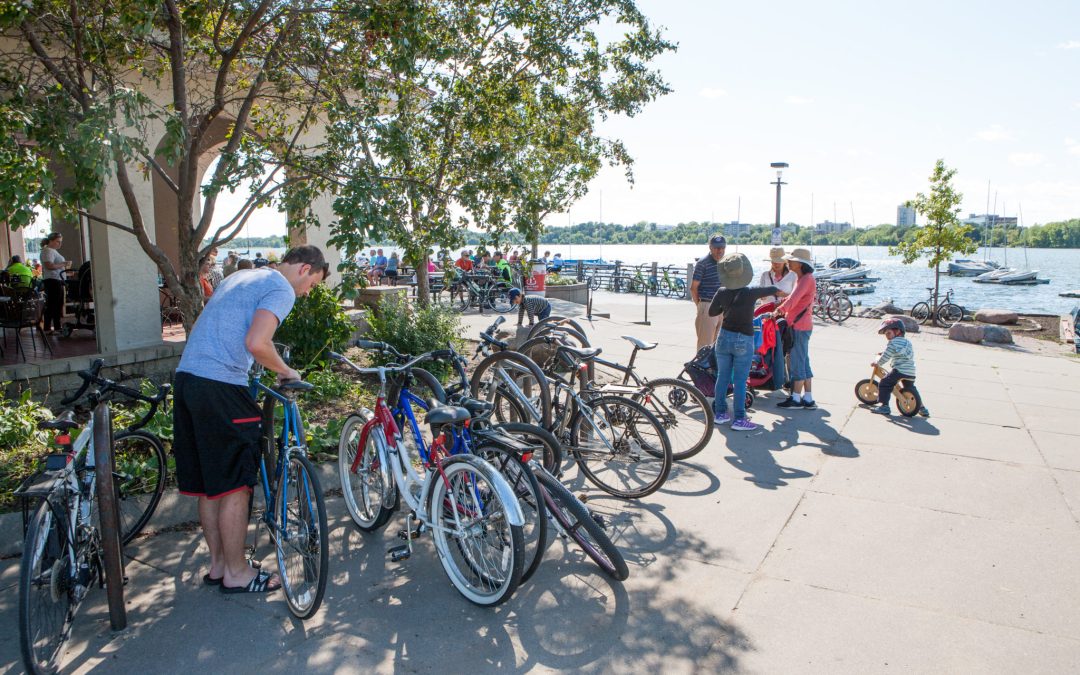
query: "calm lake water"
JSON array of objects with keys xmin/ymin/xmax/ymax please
[{"xmin": 228, "ymin": 243, "xmax": 1080, "ymax": 315}]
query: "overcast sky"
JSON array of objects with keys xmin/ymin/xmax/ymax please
[{"xmin": 212, "ymin": 0, "xmax": 1080, "ymax": 237}]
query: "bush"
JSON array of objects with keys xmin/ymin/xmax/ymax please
[
  {"xmin": 546, "ymin": 273, "xmax": 579, "ymax": 286},
  {"xmin": 276, "ymin": 284, "xmax": 354, "ymax": 371},
  {"xmin": 0, "ymin": 388, "xmax": 54, "ymax": 511},
  {"xmin": 303, "ymin": 368, "xmax": 355, "ymax": 406},
  {"xmin": 365, "ymin": 295, "xmax": 466, "ymax": 381}
]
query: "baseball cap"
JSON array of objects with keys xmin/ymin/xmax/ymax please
[
  {"xmin": 709, "ymin": 235, "xmax": 727, "ymax": 249},
  {"xmin": 878, "ymin": 318, "xmax": 905, "ymax": 335}
]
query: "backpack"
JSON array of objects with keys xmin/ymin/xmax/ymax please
[{"xmin": 683, "ymin": 345, "xmax": 717, "ymax": 397}]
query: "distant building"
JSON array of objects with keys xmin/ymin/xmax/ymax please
[
  {"xmin": 961, "ymin": 213, "xmax": 1017, "ymax": 229},
  {"xmin": 815, "ymin": 220, "xmax": 851, "ymax": 235},
  {"xmin": 897, "ymin": 205, "xmax": 916, "ymax": 227},
  {"xmin": 724, "ymin": 221, "xmax": 751, "ymax": 238}
]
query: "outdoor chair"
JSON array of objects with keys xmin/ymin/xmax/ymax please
[{"xmin": 0, "ymin": 295, "xmax": 51, "ymax": 362}]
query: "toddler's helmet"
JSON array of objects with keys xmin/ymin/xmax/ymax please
[{"xmin": 877, "ymin": 318, "xmax": 905, "ymax": 335}]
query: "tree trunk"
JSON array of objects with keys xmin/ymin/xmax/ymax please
[
  {"xmin": 932, "ymin": 263, "xmax": 941, "ymax": 327},
  {"xmin": 415, "ymin": 255, "xmax": 430, "ymax": 308}
]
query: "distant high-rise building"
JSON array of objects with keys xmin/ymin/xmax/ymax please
[
  {"xmin": 724, "ymin": 221, "xmax": 751, "ymax": 238},
  {"xmin": 814, "ymin": 220, "xmax": 851, "ymax": 235},
  {"xmin": 897, "ymin": 205, "xmax": 917, "ymax": 227}
]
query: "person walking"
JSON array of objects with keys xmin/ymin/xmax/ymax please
[
  {"xmin": 172, "ymin": 245, "xmax": 328, "ymax": 594},
  {"xmin": 709, "ymin": 253, "xmax": 777, "ymax": 431},
  {"xmin": 39, "ymin": 232, "xmax": 72, "ymax": 334},
  {"xmin": 690, "ymin": 235, "xmax": 727, "ymax": 349},
  {"xmin": 757, "ymin": 247, "xmax": 796, "ymax": 305},
  {"xmin": 774, "ymin": 248, "xmax": 817, "ymax": 409}
]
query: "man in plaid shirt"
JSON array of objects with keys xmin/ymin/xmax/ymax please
[{"xmin": 509, "ymin": 288, "xmax": 552, "ymax": 326}]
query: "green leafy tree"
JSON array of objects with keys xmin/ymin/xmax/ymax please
[
  {"xmin": 891, "ymin": 159, "xmax": 976, "ymax": 321},
  {"xmin": 325, "ymin": 0, "xmax": 674, "ymax": 305},
  {"xmin": 0, "ymin": 0, "xmax": 365, "ymax": 330}
]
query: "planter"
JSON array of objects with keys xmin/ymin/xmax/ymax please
[{"xmin": 544, "ymin": 282, "xmax": 588, "ymax": 305}]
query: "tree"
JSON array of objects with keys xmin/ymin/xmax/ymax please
[
  {"xmin": 324, "ymin": 0, "xmax": 673, "ymax": 305},
  {"xmin": 891, "ymin": 159, "xmax": 976, "ymax": 323},
  {"xmin": 0, "ymin": 0, "xmax": 364, "ymax": 330}
]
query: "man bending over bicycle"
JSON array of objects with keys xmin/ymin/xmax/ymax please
[{"xmin": 173, "ymin": 245, "xmax": 327, "ymax": 594}]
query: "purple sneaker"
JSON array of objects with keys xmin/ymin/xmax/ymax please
[
  {"xmin": 731, "ymin": 418, "xmax": 759, "ymax": 431},
  {"xmin": 713, "ymin": 413, "xmax": 731, "ymax": 426}
]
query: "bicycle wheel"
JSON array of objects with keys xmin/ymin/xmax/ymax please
[
  {"xmin": 470, "ymin": 351, "xmax": 552, "ymax": 429},
  {"xmin": 527, "ymin": 316, "xmax": 588, "ymax": 341},
  {"xmin": 274, "ymin": 453, "xmax": 328, "ymax": 619},
  {"xmin": 529, "ymin": 325, "xmax": 591, "ymax": 349},
  {"xmin": 855, "ymin": 379, "xmax": 879, "ymax": 405},
  {"xmin": 896, "ymin": 384, "xmax": 922, "ymax": 417},
  {"xmin": 491, "ymin": 421, "xmax": 563, "ymax": 474},
  {"xmin": 112, "ymin": 430, "xmax": 167, "ymax": 545},
  {"xmin": 588, "ymin": 274, "xmax": 601, "ymax": 291},
  {"xmin": 910, "ymin": 302, "xmax": 931, "ymax": 324},
  {"xmin": 20, "ymin": 500, "xmax": 75, "ymax": 674},
  {"xmin": 474, "ymin": 445, "xmax": 547, "ymax": 584},
  {"xmin": 639, "ymin": 378, "xmax": 713, "ymax": 461},
  {"xmin": 533, "ymin": 469, "xmax": 628, "ymax": 580},
  {"xmin": 338, "ymin": 413, "xmax": 395, "ymax": 531},
  {"xmin": 570, "ymin": 394, "xmax": 673, "ymax": 499},
  {"xmin": 936, "ymin": 302, "xmax": 964, "ymax": 327},
  {"xmin": 827, "ymin": 294, "xmax": 853, "ymax": 323},
  {"xmin": 488, "ymin": 287, "xmax": 514, "ymax": 314},
  {"xmin": 673, "ymin": 278, "xmax": 686, "ymax": 299},
  {"xmin": 428, "ymin": 455, "xmax": 524, "ymax": 606}
]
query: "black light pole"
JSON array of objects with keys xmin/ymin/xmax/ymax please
[{"xmin": 770, "ymin": 162, "xmax": 789, "ymax": 231}]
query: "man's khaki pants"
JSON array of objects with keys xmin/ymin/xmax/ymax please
[{"xmin": 695, "ymin": 301, "xmax": 722, "ymax": 350}]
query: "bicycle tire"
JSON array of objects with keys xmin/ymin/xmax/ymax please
[
  {"xmin": 936, "ymin": 302, "xmax": 963, "ymax": 327},
  {"xmin": 488, "ymin": 287, "xmax": 515, "ymax": 314},
  {"xmin": 588, "ymin": 274, "xmax": 601, "ymax": 291},
  {"xmin": 20, "ymin": 499, "xmax": 76, "ymax": 675},
  {"xmin": 534, "ymin": 469, "xmax": 629, "ymax": 581},
  {"xmin": 474, "ymin": 445, "xmax": 547, "ymax": 584},
  {"xmin": 427, "ymin": 455, "xmax": 524, "ymax": 606},
  {"xmin": 639, "ymin": 377, "xmax": 713, "ymax": 461},
  {"xmin": 855, "ymin": 379, "xmax": 878, "ymax": 405},
  {"xmin": 470, "ymin": 351, "xmax": 552, "ymax": 429},
  {"xmin": 569, "ymin": 394, "xmax": 673, "ymax": 499},
  {"xmin": 338, "ymin": 413, "xmax": 395, "ymax": 531},
  {"xmin": 897, "ymin": 385, "xmax": 922, "ymax": 417},
  {"xmin": 827, "ymin": 294, "xmax": 853, "ymax": 323},
  {"xmin": 274, "ymin": 453, "xmax": 328, "ymax": 619},
  {"xmin": 491, "ymin": 421, "xmax": 563, "ymax": 474},
  {"xmin": 910, "ymin": 302, "xmax": 931, "ymax": 325},
  {"xmin": 530, "ymin": 325, "xmax": 591, "ymax": 348},
  {"xmin": 527, "ymin": 316, "xmax": 587, "ymax": 341},
  {"xmin": 112, "ymin": 430, "xmax": 167, "ymax": 545}
]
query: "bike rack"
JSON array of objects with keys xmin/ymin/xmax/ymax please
[{"xmin": 92, "ymin": 402, "xmax": 127, "ymax": 631}]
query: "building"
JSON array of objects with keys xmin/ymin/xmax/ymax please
[
  {"xmin": 897, "ymin": 205, "xmax": 917, "ymax": 227},
  {"xmin": 724, "ymin": 221, "xmax": 751, "ymax": 238},
  {"xmin": 814, "ymin": 220, "xmax": 851, "ymax": 235},
  {"xmin": 962, "ymin": 214, "xmax": 1018, "ymax": 229}
]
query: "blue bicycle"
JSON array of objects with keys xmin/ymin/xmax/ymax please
[{"xmin": 249, "ymin": 351, "xmax": 328, "ymax": 620}]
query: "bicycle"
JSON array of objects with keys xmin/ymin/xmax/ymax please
[
  {"xmin": 333, "ymin": 342, "xmax": 526, "ymax": 606},
  {"xmin": 451, "ymin": 272, "xmax": 514, "ymax": 314},
  {"xmin": 657, "ymin": 265, "xmax": 686, "ymax": 298},
  {"xmin": 813, "ymin": 280, "xmax": 853, "ymax": 323},
  {"xmin": 17, "ymin": 359, "xmax": 168, "ymax": 674},
  {"xmin": 470, "ymin": 316, "xmax": 553, "ymax": 428},
  {"xmin": 910, "ymin": 287, "xmax": 964, "ymax": 327},
  {"xmin": 249, "ymin": 352, "xmax": 328, "ymax": 620},
  {"xmin": 854, "ymin": 364, "xmax": 924, "ymax": 417}
]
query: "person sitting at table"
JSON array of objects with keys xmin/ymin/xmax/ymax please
[
  {"xmin": 551, "ymin": 253, "xmax": 564, "ymax": 271},
  {"xmin": 385, "ymin": 252, "xmax": 400, "ymax": 285},
  {"xmin": 369, "ymin": 248, "xmax": 388, "ymax": 285},
  {"xmin": 6, "ymin": 255, "xmax": 34, "ymax": 288},
  {"xmin": 455, "ymin": 250, "xmax": 474, "ymax": 274}
]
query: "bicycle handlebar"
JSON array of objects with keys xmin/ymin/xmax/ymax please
[{"xmin": 60, "ymin": 358, "xmax": 171, "ymax": 431}]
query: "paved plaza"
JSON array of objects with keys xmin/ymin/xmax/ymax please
[{"xmin": 2, "ymin": 290, "xmax": 1079, "ymax": 673}]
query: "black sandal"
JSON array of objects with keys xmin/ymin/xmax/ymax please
[
  {"xmin": 204, "ymin": 560, "xmax": 260, "ymax": 586},
  {"xmin": 220, "ymin": 569, "xmax": 280, "ymax": 594}
]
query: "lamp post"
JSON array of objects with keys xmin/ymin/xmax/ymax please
[{"xmin": 770, "ymin": 163, "xmax": 789, "ymax": 237}]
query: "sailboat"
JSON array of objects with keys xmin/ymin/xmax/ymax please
[{"xmin": 974, "ymin": 204, "xmax": 1049, "ymax": 285}]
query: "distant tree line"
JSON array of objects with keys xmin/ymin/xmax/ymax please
[
  {"xmin": 207, "ymin": 235, "xmax": 288, "ymax": 250},
  {"xmin": 535, "ymin": 219, "xmax": 1080, "ymax": 248}
]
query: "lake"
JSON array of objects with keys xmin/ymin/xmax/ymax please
[{"xmin": 226, "ymin": 243, "xmax": 1080, "ymax": 315}]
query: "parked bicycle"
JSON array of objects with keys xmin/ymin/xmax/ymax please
[
  {"xmin": 813, "ymin": 280, "xmax": 853, "ymax": 323},
  {"xmin": 249, "ymin": 349, "xmax": 328, "ymax": 620},
  {"xmin": 334, "ymin": 342, "xmax": 527, "ymax": 606},
  {"xmin": 910, "ymin": 287, "xmax": 964, "ymax": 326},
  {"xmin": 17, "ymin": 359, "xmax": 169, "ymax": 674},
  {"xmin": 448, "ymin": 272, "xmax": 514, "ymax": 314}
]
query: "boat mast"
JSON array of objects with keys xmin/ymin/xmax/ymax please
[
  {"xmin": 809, "ymin": 193, "xmax": 815, "ymax": 261},
  {"xmin": 850, "ymin": 201, "xmax": 860, "ymax": 263},
  {"xmin": 983, "ymin": 180, "xmax": 991, "ymax": 262}
]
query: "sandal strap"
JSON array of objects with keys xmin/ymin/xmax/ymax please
[{"xmin": 247, "ymin": 570, "xmax": 273, "ymax": 592}]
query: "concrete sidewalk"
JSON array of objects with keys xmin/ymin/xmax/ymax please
[{"xmin": 2, "ymin": 291, "xmax": 1079, "ymax": 673}]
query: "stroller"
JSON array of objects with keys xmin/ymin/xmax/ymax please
[
  {"xmin": 748, "ymin": 302, "xmax": 787, "ymax": 390},
  {"xmin": 62, "ymin": 260, "xmax": 95, "ymax": 337},
  {"xmin": 681, "ymin": 344, "xmax": 756, "ymax": 410}
]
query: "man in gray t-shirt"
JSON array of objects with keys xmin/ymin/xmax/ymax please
[{"xmin": 173, "ymin": 245, "xmax": 328, "ymax": 594}]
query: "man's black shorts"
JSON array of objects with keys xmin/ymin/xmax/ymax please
[{"xmin": 173, "ymin": 372, "xmax": 263, "ymax": 499}]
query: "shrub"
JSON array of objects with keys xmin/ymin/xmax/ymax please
[
  {"xmin": 546, "ymin": 273, "xmax": 579, "ymax": 286},
  {"xmin": 365, "ymin": 295, "xmax": 466, "ymax": 381},
  {"xmin": 0, "ymin": 388, "xmax": 54, "ymax": 511},
  {"xmin": 304, "ymin": 368, "xmax": 355, "ymax": 405},
  {"xmin": 276, "ymin": 284, "xmax": 354, "ymax": 371}
]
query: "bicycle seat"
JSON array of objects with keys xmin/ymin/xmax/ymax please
[
  {"xmin": 425, "ymin": 405, "xmax": 471, "ymax": 426},
  {"xmin": 277, "ymin": 379, "xmax": 315, "ymax": 392},
  {"xmin": 557, "ymin": 344, "xmax": 602, "ymax": 361},
  {"xmin": 455, "ymin": 397, "xmax": 495, "ymax": 416},
  {"xmin": 39, "ymin": 411, "xmax": 79, "ymax": 432},
  {"xmin": 621, "ymin": 335, "xmax": 657, "ymax": 351}
]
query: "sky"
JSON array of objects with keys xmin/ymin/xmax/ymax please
[{"xmin": 208, "ymin": 0, "xmax": 1080, "ymax": 237}]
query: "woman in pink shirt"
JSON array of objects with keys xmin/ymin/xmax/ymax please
[{"xmin": 774, "ymin": 248, "xmax": 817, "ymax": 410}]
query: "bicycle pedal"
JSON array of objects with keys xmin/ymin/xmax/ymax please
[
  {"xmin": 397, "ymin": 528, "xmax": 422, "ymax": 540},
  {"xmin": 576, "ymin": 492, "xmax": 589, "ymax": 503},
  {"xmin": 387, "ymin": 544, "xmax": 411, "ymax": 562}
]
